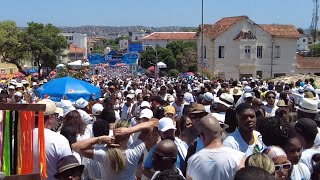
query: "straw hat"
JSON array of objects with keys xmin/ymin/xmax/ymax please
[
  {"xmin": 296, "ymin": 98, "xmax": 320, "ymax": 114},
  {"xmin": 277, "ymin": 99, "xmax": 287, "ymax": 107}
]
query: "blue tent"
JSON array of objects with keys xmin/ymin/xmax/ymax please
[{"xmin": 36, "ymin": 76, "xmax": 102, "ymax": 102}]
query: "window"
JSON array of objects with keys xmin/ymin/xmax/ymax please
[
  {"xmin": 257, "ymin": 46, "xmax": 263, "ymax": 58},
  {"xmin": 303, "ymin": 39, "xmax": 306, "ymax": 42},
  {"xmin": 10, "ymin": 69, "xmax": 14, "ymax": 74},
  {"xmin": 245, "ymin": 46, "xmax": 251, "ymax": 59},
  {"xmin": 218, "ymin": 46, "xmax": 225, "ymax": 58},
  {"xmin": 33, "ymin": 61, "xmax": 37, "ymax": 66},
  {"xmin": 203, "ymin": 46, "xmax": 207, "ymax": 58},
  {"xmin": 275, "ymin": 46, "xmax": 280, "ymax": 58}
]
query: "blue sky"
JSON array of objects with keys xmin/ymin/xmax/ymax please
[{"xmin": 0, "ymin": 0, "xmax": 313, "ymax": 28}]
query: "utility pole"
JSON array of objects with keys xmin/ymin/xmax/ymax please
[
  {"xmin": 271, "ymin": 38, "xmax": 274, "ymax": 78},
  {"xmin": 201, "ymin": 0, "xmax": 204, "ymax": 71}
]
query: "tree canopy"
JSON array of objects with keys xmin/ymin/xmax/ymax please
[{"xmin": 0, "ymin": 20, "xmax": 67, "ymax": 78}]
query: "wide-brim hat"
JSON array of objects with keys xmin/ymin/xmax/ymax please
[
  {"xmin": 230, "ymin": 87, "xmax": 243, "ymax": 96},
  {"xmin": 214, "ymin": 93, "xmax": 234, "ymax": 108},
  {"xmin": 54, "ymin": 155, "xmax": 84, "ymax": 179},
  {"xmin": 37, "ymin": 99, "xmax": 63, "ymax": 116},
  {"xmin": 190, "ymin": 103, "xmax": 208, "ymax": 114},
  {"xmin": 277, "ymin": 99, "xmax": 287, "ymax": 107},
  {"xmin": 296, "ymin": 98, "xmax": 320, "ymax": 114}
]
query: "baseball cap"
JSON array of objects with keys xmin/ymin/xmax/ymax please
[
  {"xmin": 158, "ymin": 117, "xmax": 176, "ymax": 132},
  {"xmin": 60, "ymin": 100, "xmax": 76, "ymax": 116},
  {"xmin": 295, "ymin": 118, "xmax": 318, "ymax": 140},
  {"xmin": 75, "ymin": 98, "xmax": 88, "ymax": 109},
  {"xmin": 37, "ymin": 99, "xmax": 63, "ymax": 116},
  {"xmin": 244, "ymin": 92, "xmax": 253, "ymax": 98},
  {"xmin": 32, "ymin": 82, "xmax": 38, "ymax": 86},
  {"xmin": 126, "ymin": 94, "xmax": 134, "ymax": 99},
  {"xmin": 92, "ymin": 103, "xmax": 104, "ymax": 116},
  {"xmin": 139, "ymin": 109, "xmax": 153, "ymax": 119},
  {"xmin": 140, "ymin": 101, "xmax": 151, "ymax": 108},
  {"xmin": 14, "ymin": 91, "xmax": 22, "ymax": 97},
  {"xmin": 8, "ymin": 85, "xmax": 15, "ymax": 90},
  {"xmin": 204, "ymin": 92, "xmax": 214, "ymax": 101},
  {"xmin": 164, "ymin": 105, "xmax": 176, "ymax": 115}
]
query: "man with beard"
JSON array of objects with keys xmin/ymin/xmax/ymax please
[
  {"xmin": 143, "ymin": 117, "xmax": 188, "ymax": 179},
  {"xmin": 223, "ymin": 103, "xmax": 265, "ymax": 156}
]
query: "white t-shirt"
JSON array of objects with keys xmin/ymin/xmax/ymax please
[
  {"xmin": 94, "ymin": 139, "xmax": 145, "ymax": 180},
  {"xmin": 291, "ymin": 163, "xmax": 311, "ymax": 180},
  {"xmin": 121, "ymin": 103, "xmax": 134, "ymax": 120},
  {"xmin": 172, "ymin": 102, "xmax": 185, "ymax": 118},
  {"xmin": 33, "ymin": 128, "xmax": 72, "ymax": 180},
  {"xmin": 223, "ymin": 129, "xmax": 265, "ymax": 156},
  {"xmin": 262, "ymin": 105, "xmax": 279, "ymax": 117},
  {"xmin": 187, "ymin": 146, "xmax": 245, "ymax": 180},
  {"xmin": 300, "ymin": 147, "xmax": 320, "ymax": 173},
  {"xmin": 204, "ymin": 105, "xmax": 211, "ymax": 113}
]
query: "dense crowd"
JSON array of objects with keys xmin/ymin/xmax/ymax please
[{"xmin": 1, "ymin": 74, "xmax": 320, "ymax": 180}]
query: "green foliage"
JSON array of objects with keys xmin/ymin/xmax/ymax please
[
  {"xmin": 157, "ymin": 47, "xmax": 176, "ymax": 71},
  {"xmin": 309, "ymin": 44, "xmax": 320, "ymax": 57},
  {"xmin": 24, "ymin": 22, "xmax": 67, "ymax": 78},
  {"xmin": 167, "ymin": 69, "xmax": 180, "ymax": 77},
  {"xmin": 140, "ymin": 48, "xmax": 156, "ymax": 69},
  {"xmin": 92, "ymin": 39, "xmax": 119, "ymax": 54},
  {"xmin": 297, "ymin": 28, "xmax": 304, "ymax": 34},
  {"xmin": 0, "ymin": 21, "xmax": 29, "ymax": 74}
]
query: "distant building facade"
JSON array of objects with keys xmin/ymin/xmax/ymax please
[
  {"xmin": 297, "ymin": 34, "xmax": 310, "ymax": 52},
  {"xmin": 197, "ymin": 16, "xmax": 301, "ymax": 79},
  {"xmin": 140, "ymin": 32, "xmax": 197, "ymax": 50},
  {"xmin": 107, "ymin": 33, "xmax": 121, "ymax": 40}
]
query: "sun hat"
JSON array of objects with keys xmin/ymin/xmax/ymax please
[
  {"xmin": 230, "ymin": 87, "xmax": 243, "ymax": 96},
  {"xmin": 214, "ymin": 93, "xmax": 234, "ymax": 108},
  {"xmin": 244, "ymin": 92, "xmax": 253, "ymax": 99},
  {"xmin": 16, "ymin": 83, "xmax": 23, "ymax": 88},
  {"xmin": 126, "ymin": 94, "xmax": 135, "ymax": 99},
  {"xmin": 296, "ymin": 98, "xmax": 320, "ymax": 114},
  {"xmin": 60, "ymin": 100, "xmax": 76, "ymax": 116},
  {"xmin": 203, "ymin": 92, "xmax": 214, "ymax": 101},
  {"xmin": 158, "ymin": 117, "xmax": 176, "ymax": 132},
  {"xmin": 190, "ymin": 103, "xmax": 208, "ymax": 114},
  {"xmin": 139, "ymin": 108, "xmax": 153, "ymax": 119},
  {"xmin": 92, "ymin": 103, "xmax": 104, "ymax": 116},
  {"xmin": 8, "ymin": 85, "xmax": 15, "ymax": 90},
  {"xmin": 277, "ymin": 99, "xmax": 287, "ymax": 107},
  {"xmin": 164, "ymin": 105, "xmax": 176, "ymax": 115},
  {"xmin": 37, "ymin": 99, "xmax": 63, "ymax": 116},
  {"xmin": 75, "ymin": 98, "xmax": 89, "ymax": 109},
  {"xmin": 304, "ymin": 92, "xmax": 317, "ymax": 100},
  {"xmin": 295, "ymin": 118, "xmax": 318, "ymax": 140},
  {"xmin": 14, "ymin": 91, "xmax": 22, "ymax": 97},
  {"xmin": 54, "ymin": 155, "xmax": 84, "ymax": 179},
  {"xmin": 140, "ymin": 101, "xmax": 151, "ymax": 109}
]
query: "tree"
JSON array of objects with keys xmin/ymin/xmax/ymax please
[
  {"xmin": 157, "ymin": 47, "xmax": 176, "ymax": 71},
  {"xmin": 176, "ymin": 47, "xmax": 197, "ymax": 72},
  {"xmin": 24, "ymin": 22, "xmax": 67, "ymax": 78},
  {"xmin": 297, "ymin": 28, "xmax": 304, "ymax": 34},
  {"xmin": 0, "ymin": 21, "xmax": 29, "ymax": 74},
  {"xmin": 167, "ymin": 69, "xmax": 179, "ymax": 77},
  {"xmin": 140, "ymin": 48, "xmax": 156, "ymax": 69}
]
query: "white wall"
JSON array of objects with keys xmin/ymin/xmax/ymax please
[
  {"xmin": 132, "ymin": 32, "xmax": 146, "ymax": 42},
  {"xmin": 141, "ymin": 39, "xmax": 195, "ymax": 50},
  {"xmin": 60, "ymin": 33, "xmax": 88, "ymax": 56},
  {"xmin": 198, "ymin": 19, "xmax": 299, "ymax": 79},
  {"xmin": 297, "ymin": 36, "xmax": 309, "ymax": 51}
]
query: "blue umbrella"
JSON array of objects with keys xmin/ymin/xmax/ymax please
[{"xmin": 36, "ymin": 76, "xmax": 102, "ymax": 102}]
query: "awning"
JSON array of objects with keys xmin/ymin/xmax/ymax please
[{"xmin": 157, "ymin": 62, "xmax": 167, "ymax": 68}]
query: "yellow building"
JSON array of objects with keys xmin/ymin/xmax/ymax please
[{"xmin": 0, "ymin": 59, "xmax": 19, "ymax": 74}]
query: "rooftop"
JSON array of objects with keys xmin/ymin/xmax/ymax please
[
  {"xmin": 68, "ymin": 44, "xmax": 86, "ymax": 53},
  {"xmin": 140, "ymin": 32, "xmax": 197, "ymax": 40},
  {"xmin": 201, "ymin": 16, "xmax": 300, "ymax": 39},
  {"xmin": 296, "ymin": 54, "xmax": 320, "ymax": 69}
]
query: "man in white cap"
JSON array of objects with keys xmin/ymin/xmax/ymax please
[
  {"xmin": 75, "ymin": 98, "xmax": 93, "ymax": 125},
  {"xmin": 7, "ymin": 85, "xmax": 15, "ymax": 102},
  {"xmin": 202, "ymin": 92, "xmax": 214, "ymax": 113},
  {"xmin": 14, "ymin": 91, "xmax": 24, "ymax": 103},
  {"xmin": 34, "ymin": 99, "xmax": 72, "ymax": 180},
  {"xmin": 143, "ymin": 117, "xmax": 188, "ymax": 179},
  {"xmin": 121, "ymin": 94, "xmax": 135, "ymax": 120}
]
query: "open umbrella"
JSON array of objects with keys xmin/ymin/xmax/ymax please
[
  {"xmin": 36, "ymin": 76, "xmax": 102, "ymax": 102},
  {"xmin": 148, "ymin": 66, "xmax": 155, "ymax": 72}
]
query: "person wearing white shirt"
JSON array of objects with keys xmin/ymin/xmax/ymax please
[
  {"xmin": 262, "ymin": 91, "xmax": 279, "ymax": 117},
  {"xmin": 187, "ymin": 115, "xmax": 246, "ymax": 180}
]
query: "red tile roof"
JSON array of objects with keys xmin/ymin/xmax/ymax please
[
  {"xmin": 140, "ymin": 32, "xmax": 197, "ymax": 40},
  {"xmin": 68, "ymin": 44, "xmax": 86, "ymax": 53},
  {"xmin": 201, "ymin": 16, "xmax": 249, "ymax": 39},
  {"xmin": 259, "ymin": 25, "xmax": 301, "ymax": 39},
  {"xmin": 201, "ymin": 16, "xmax": 300, "ymax": 39},
  {"xmin": 296, "ymin": 54, "xmax": 320, "ymax": 69}
]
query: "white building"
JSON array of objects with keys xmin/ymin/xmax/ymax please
[
  {"xmin": 197, "ymin": 16, "xmax": 301, "ymax": 79},
  {"xmin": 131, "ymin": 31, "xmax": 147, "ymax": 42},
  {"xmin": 140, "ymin": 32, "xmax": 197, "ymax": 50},
  {"xmin": 297, "ymin": 34, "xmax": 310, "ymax": 52},
  {"xmin": 60, "ymin": 32, "xmax": 88, "ymax": 56}
]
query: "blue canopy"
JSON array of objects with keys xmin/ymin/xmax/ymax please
[{"xmin": 36, "ymin": 76, "xmax": 102, "ymax": 102}]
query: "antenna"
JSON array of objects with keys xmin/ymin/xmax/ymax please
[{"xmin": 311, "ymin": 0, "xmax": 319, "ymax": 44}]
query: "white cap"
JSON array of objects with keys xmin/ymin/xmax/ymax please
[
  {"xmin": 139, "ymin": 109, "xmax": 153, "ymax": 119},
  {"xmin": 126, "ymin": 94, "xmax": 134, "ymax": 99},
  {"xmin": 129, "ymin": 90, "xmax": 135, "ymax": 94},
  {"xmin": 75, "ymin": 98, "xmax": 88, "ymax": 109},
  {"xmin": 140, "ymin": 101, "xmax": 151, "ymax": 108},
  {"xmin": 92, "ymin": 103, "xmax": 104, "ymax": 116},
  {"xmin": 60, "ymin": 100, "xmax": 76, "ymax": 116},
  {"xmin": 16, "ymin": 83, "xmax": 23, "ymax": 88},
  {"xmin": 14, "ymin": 91, "xmax": 22, "ymax": 97},
  {"xmin": 21, "ymin": 80, "xmax": 28, "ymax": 84},
  {"xmin": 158, "ymin": 117, "xmax": 176, "ymax": 132},
  {"xmin": 204, "ymin": 92, "xmax": 214, "ymax": 101},
  {"xmin": 244, "ymin": 92, "xmax": 253, "ymax": 98},
  {"xmin": 8, "ymin": 85, "xmax": 15, "ymax": 90},
  {"xmin": 77, "ymin": 109, "xmax": 93, "ymax": 124},
  {"xmin": 32, "ymin": 82, "xmax": 38, "ymax": 86},
  {"xmin": 243, "ymin": 86, "xmax": 252, "ymax": 92}
]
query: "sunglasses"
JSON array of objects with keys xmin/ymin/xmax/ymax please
[
  {"xmin": 267, "ymin": 96, "xmax": 275, "ymax": 99},
  {"xmin": 274, "ymin": 162, "xmax": 291, "ymax": 171}
]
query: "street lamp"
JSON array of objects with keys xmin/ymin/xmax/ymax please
[{"xmin": 143, "ymin": 45, "xmax": 158, "ymax": 78}]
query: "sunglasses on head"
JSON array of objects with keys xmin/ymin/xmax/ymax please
[{"xmin": 274, "ymin": 162, "xmax": 291, "ymax": 171}]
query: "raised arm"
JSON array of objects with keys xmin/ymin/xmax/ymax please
[
  {"xmin": 114, "ymin": 121, "xmax": 154, "ymax": 142},
  {"xmin": 71, "ymin": 136, "xmax": 116, "ymax": 159}
]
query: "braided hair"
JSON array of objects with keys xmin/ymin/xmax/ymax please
[
  {"xmin": 153, "ymin": 169, "xmax": 185, "ymax": 180},
  {"xmin": 259, "ymin": 116, "xmax": 296, "ymax": 147}
]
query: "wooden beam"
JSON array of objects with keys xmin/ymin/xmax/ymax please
[{"xmin": 0, "ymin": 103, "xmax": 46, "ymax": 112}]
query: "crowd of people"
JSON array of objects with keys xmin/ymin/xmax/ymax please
[{"xmin": 1, "ymin": 74, "xmax": 320, "ymax": 180}]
